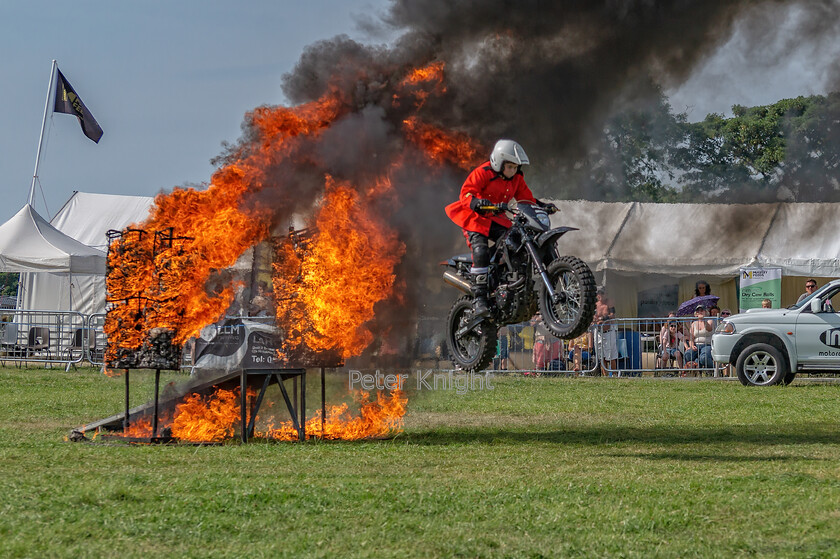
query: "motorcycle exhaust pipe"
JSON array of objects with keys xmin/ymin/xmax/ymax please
[{"xmin": 443, "ymin": 270, "xmax": 471, "ymax": 294}]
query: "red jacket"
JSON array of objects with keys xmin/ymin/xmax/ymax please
[{"xmin": 444, "ymin": 161, "xmax": 536, "ymax": 236}]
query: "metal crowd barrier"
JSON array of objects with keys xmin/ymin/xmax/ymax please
[
  {"xmin": 0, "ymin": 310, "xmax": 727, "ymax": 378},
  {"xmin": 86, "ymin": 313, "xmax": 107, "ymax": 367},
  {"xmin": 0, "ymin": 310, "xmax": 91, "ymax": 368},
  {"xmin": 88, "ymin": 312, "xmax": 197, "ymax": 371},
  {"xmin": 486, "ymin": 316, "xmax": 728, "ymax": 378},
  {"xmin": 12, "ymin": 313, "xmax": 278, "ymax": 371}
]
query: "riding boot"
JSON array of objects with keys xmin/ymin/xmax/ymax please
[{"xmin": 470, "ymin": 268, "xmax": 490, "ymax": 317}]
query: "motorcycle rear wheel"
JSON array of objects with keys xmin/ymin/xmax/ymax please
[
  {"xmin": 446, "ymin": 296, "xmax": 499, "ymax": 372},
  {"xmin": 538, "ymin": 256, "xmax": 596, "ymax": 339}
]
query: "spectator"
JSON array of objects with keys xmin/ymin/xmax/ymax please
[
  {"xmin": 658, "ymin": 311, "xmax": 678, "ymax": 339},
  {"xmin": 709, "ymin": 305, "xmax": 720, "ymax": 317},
  {"xmin": 685, "ymin": 305, "xmax": 714, "ymax": 371},
  {"xmin": 519, "ymin": 323, "xmax": 536, "ymax": 351},
  {"xmin": 761, "ymin": 298, "xmax": 772, "ymax": 309},
  {"xmin": 659, "ymin": 318, "xmax": 685, "ymax": 370},
  {"xmin": 797, "ymin": 279, "xmax": 818, "ymax": 304},
  {"xmin": 720, "ymin": 308, "xmax": 732, "ymax": 318},
  {"xmin": 533, "ymin": 332, "xmax": 563, "ymax": 372},
  {"xmin": 496, "ymin": 332, "xmax": 509, "ymax": 370},
  {"xmin": 567, "ymin": 328, "xmax": 594, "ymax": 374},
  {"xmin": 594, "ymin": 287, "xmax": 618, "ymax": 376},
  {"xmin": 695, "ymin": 280, "xmax": 712, "ymax": 297}
]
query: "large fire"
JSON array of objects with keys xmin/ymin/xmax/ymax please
[
  {"xmin": 103, "ymin": 59, "xmax": 480, "ymax": 440},
  {"xmin": 108, "ymin": 386, "xmax": 407, "ymax": 443}
]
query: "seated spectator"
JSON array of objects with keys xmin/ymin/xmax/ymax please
[
  {"xmin": 658, "ymin": 311, "xmax": 678, "ymax": 342},
  {"xmin": 709, "ymin": 305, "xmax": 720, "ymax": 317},
  {"xmin": 567, "ymin": 328, "xmax": 594, "ymax": 373},
  {"xmin": 761, "ymin": 299, "xmax": 772, "ymax": 309},
  {"xmin": 659, "ymin": 318, "xmax": 685, "ymax": 369},
  {"xmin": 685, "ymin": 305, "xmax": 714, "ymax": 370}
]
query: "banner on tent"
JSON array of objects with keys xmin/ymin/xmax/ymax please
[{"xmin": 739, "ymin": 267, "xmax": 782, "ymax": 311}]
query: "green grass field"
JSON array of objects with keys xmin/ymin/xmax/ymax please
[{"xmin": 1, "ymin": 366, "xmax": 839, "ymax": 558}]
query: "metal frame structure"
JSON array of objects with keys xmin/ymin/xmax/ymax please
[{"xmin": 75, "ymin": 366, "xmax": 331, "ymax": 443}]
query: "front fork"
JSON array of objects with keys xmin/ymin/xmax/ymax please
[{"xmin": 524, "ymin": 239, "xmax": 563, "ymax": 304}]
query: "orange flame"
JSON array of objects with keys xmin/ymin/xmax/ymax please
[
  {"xmin": 273, "ymin": 175, "xmax": 405, "ymax": 358},
  {"xmin": 170, "ymin": 387, "xmax": 253, "ymax": 442},
  {"xmin": 402, "ymin": 116, "xmax": 483, "ymax": 169},
  {"xmin": 120, "ymin": 415, "xmax": 154, "ymax": 438},
  {"xmin": 395, "ymin": 61, "xmax": 447, "ymax": 109},
  {"xmin": 111, "ymin": 386, "xmax": 406, "ymax": 443},
  {"xmin": 261, "ymin": 390, "xmax": 408, "ymax": 441}
]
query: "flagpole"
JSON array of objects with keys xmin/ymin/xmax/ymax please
[{"xmin": 29, "ymin": 59, "xmax": 57, "ymax": 206}]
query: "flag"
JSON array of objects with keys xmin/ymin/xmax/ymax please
[{"xmin": 53, "ymin": 68, "xmax": 103, "ymax": 143}]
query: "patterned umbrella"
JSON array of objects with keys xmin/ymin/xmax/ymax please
[{"xmin": 677, "ymin": 294, "xmax": 720, "ymax": 316}]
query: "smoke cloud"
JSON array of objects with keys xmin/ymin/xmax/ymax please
[{"xmin": 216, "ymin": 0, "xmax": 840, "ymax": 364}]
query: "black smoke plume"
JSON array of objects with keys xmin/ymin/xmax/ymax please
[{"xmin": 217, "ymin": 0, "xmax": 838, "ymax": 365}]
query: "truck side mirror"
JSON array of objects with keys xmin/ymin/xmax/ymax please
[{"xmin": 811, "ymin": 298, "xmax": 822, "ymax": 313}]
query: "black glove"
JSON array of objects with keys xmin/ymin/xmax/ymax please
[
  {"xmin": 469, "ymin": 197, "xmax": 495, "ymax": 215},
  {"xmin": 536, "ymin": 199, "xmax": 558, "ymax": 214}
]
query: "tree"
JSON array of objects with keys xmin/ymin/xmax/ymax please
[
  {"xmin": 540, "ymin": 91, "xmax": 840, "ymax": 203},
  {"xmin": 674, "ymin": 95, "xmax": 840, "ymax": 202},
  {"xmin": 0, "ymin": 273, "xmax": 18, "ymax": 297},
  {"xmin": 546, "ymin": 83, "xmax": 686, "ymax": 203}
]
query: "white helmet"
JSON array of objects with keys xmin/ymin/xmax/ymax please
[{"xmin": 489, "ymin": 139, "xmax": 529, "ymax": 173}]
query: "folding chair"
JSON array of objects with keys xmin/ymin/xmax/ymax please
[
  {"xmin": 64, "ymin": 328, "xmax": 93, "ymax": 371},
  {"xmin": 26, "ymin": 327, "xmax": 51, "ymax": 361},
  {"xmin": 0, "ymin": 323, "xmax": 21, "ymax": 366}
]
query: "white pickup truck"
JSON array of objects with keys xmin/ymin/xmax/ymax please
[{"xmin": 711, "ymin": 279, "xmax": 840, "ymax": 386}]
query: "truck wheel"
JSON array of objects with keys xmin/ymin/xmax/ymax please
[{"xmin": 735, "ymin": 343, "xmax": 787, "ymax": 386}]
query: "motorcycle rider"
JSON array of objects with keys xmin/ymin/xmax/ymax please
[{"xmin": 445, "ymin": 139, "xmax": 557, "ymax": 317}]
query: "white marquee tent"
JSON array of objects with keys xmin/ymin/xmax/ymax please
[
  {"xmin": 547, "ymin": 200, "xmax": 840, "ymax": 278},
  {"xmin": 548, "ymin": 200, "xmax": 840, "ymax": 315},
  {"xmin": 0, "ymin": 204, "xmax": 105, "ymax": 274}
]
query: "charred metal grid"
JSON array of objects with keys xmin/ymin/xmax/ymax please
[
  {"xmin": 105, "ymin": 227, "xmax": 192, "ymax": 371},
  {"xmin": 272, "ymin": 227, "xmax": 345, "ymax": 369}
]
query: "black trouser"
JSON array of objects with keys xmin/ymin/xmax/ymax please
[{"xmin": 466, "ymin": 222, "xmax": 508, "ymax": 270}]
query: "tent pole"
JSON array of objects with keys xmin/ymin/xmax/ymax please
[{"xmin": 29, "ymin": 60, "xmax": 57, "ymax": 207}]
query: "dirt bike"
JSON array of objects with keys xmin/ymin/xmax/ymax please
[{"xmin": 441, "ymin": 200, "xmax": 596, "ymax": 372}]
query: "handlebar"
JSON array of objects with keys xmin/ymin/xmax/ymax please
[
  {"xmin": 477, "ymin": 202, "xmax": 508, "ymax": 213},
  {"xmin": 478, "ymin": 201, "xmax": 557, "ymax": 214}
]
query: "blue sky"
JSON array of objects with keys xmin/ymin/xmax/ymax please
[
  {"xmin": 0, "ymin": 0, "xmax": 391, "ymax": 224},
  {"xmin": 1, "ymin": 1, "xmax": 837, "ymax": 226}
]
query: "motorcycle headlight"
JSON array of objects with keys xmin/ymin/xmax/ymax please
[{"xmin": 535, "ymin": 210, "xmax": 551, "ymax": 229}]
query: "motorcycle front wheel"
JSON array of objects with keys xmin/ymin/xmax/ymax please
[
  {"xmin": 446, "ymin": 296, "xmax": 499, "ymax": 372},
  {"xmin": 538, "ymin": 256, "xmax": 596, "ymax": 339}
]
